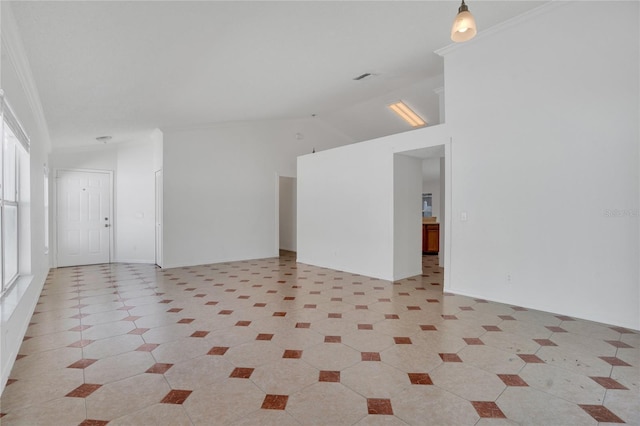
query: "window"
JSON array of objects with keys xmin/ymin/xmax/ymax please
[
  {"xmin": 1, "ymin": 92, "xmax": 30, "ymax": 295},
  {"xmin": 422, "ymin": 193, "xmax": 433, "ymax": 218}
]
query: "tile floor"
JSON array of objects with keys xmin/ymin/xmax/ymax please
[{"xmin": 1, "ymin": 252, "xmax": 638, "ymax": 425}]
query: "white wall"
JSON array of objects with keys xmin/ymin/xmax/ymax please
[
  {"xmin": 162, "ymin": 118, "xmax": 352, "ymax": 269},
  {"xmin": 297, "ymin": 125, "xmax": 450, "ymax": 281},
  {"xmin": 50, "ymin": 131, "xmax": 160, "ymax": 265},
  {"xmin": 1, "ymin": 3, "xmax": 52, "ymax": 393},
  {"xmin": 278, "ymin": 176, "xmax": 297, "ymax": 252},
  {"xmin": 393, "ymin": 154, "xmax": 422, "ymax": 279},
  {"xmin": 441, "ymin": 2, "xmax": 639, "ymax": 329}
]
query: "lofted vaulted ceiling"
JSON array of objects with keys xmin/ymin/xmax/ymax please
[{"xmin": 8, "ymin": 1, "xmax": 546, "ymax": 148}]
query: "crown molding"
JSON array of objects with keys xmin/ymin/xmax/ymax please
[
  {"xmin": 435, "ymin": 0, "xmax": 570, "ymax": 57},
  {"xmin": 1, "ymin": 3, "xmax": 52, "ymax": 153}
]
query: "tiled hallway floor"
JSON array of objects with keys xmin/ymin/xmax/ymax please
[{"xmin": 1, "ymin": 252, "xmax": 638, "ymax": 425}]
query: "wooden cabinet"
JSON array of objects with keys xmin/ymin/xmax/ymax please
[{"xmin": 422, "ymin": 223, "xmax": 439, "ymax": 255}]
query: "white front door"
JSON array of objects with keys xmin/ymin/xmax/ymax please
[{"xmin": 56, "ymin": 170, "xmax": 111, "ymax": 267}]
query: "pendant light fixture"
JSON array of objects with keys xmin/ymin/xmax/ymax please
[{"xmin": 451, "ymin": 0, "xmax": 477, "ymax": 42}]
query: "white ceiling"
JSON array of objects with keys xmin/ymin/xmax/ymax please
[{"xmin": 9, "ymin": 0, "xmax": 547, "ymax": 148}]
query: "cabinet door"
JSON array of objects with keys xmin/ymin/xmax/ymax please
[{"xmin": 426, "ymin": 224, "xmax": 439, "ymax": 253}]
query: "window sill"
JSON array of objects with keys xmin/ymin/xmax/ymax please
[{"xmin": 1, "ymin": 275, "xmax": 34, "ymax": 323}]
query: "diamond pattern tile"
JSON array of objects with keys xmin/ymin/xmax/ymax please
[{"xmin": 1, "ymin": 254, "xmax": 637, "ymax": 425}]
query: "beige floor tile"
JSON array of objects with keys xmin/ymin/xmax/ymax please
[
  {"xmin": 342, "ymin": 361, "xmax": 411, "ymax": 398},
  {"xmin": 457, "ymin": 345, "xmax": 525, "ymax": 374},
  {"xmin": 81, "ymin": 333, "xmax": 145, "ymax": 359},
  {"xmin": 391, "ymin": 385, "xmax": 479, "ymax": 425},
  {"xmin": 183, "ymin": 379, "xmax": 265, "ymax": 425},
  {"xmin": 287, "ymin": 382, "xmax": 367, "ymax": 425},
  {"xmin": 1, "ymin": 368, "xmax": 84, "ymax": 412},
  {"xmin": 251, "ymin": 358, "xmax": 319, "ymax": 394},
  {"xmin": 18, "ymin": 330, "xmax": 81, "ymax": 354},
  {"xmin": 342, "ymin": 331, "xmax": 395, "ymax": 352},
  {"xmin": 109, "ymin": 403, "xmax": 194, "ymax": 426},
  {"xmin": 0, "ymin": 396, "xmax": 86, "ymax": 426},
  {"xmin": 519, "ymin": 363, "xmax": 606, "ymax": 404},
  {"xmin": 381, "ymin": 345, "xmax": 442, "ymax": 373},
  {"xmin": 497, "ymin": 387, "xmax": 597, "ymax": 426},
  {"xmin": 86, "ymin": 373, "xmax": 171, "ymax": 421},
  {"xmin": 164, "ymin": 354, "xmax": 235, "ymax": 390},
  {"xmin": 84, "ymin": 350, "xmax": 156, "ymax": 384},
  {"xmin": 228, "ymin": 408, "xmax": 300, "ymax": 426},
  {"xmin": 429, "ymin": 362, "xmax": 506, "ymax": 401},
  {"xmin": 8, "ymin": 347, "xmax": 82, "ymax": 380},
  {"xmin": 150, "ymin": 336, "xmax": 213, "ymax": 364}
]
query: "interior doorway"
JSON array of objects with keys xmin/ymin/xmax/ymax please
[
  {"xmin": 278, "ymin": 176, "xmax": 297, "ymax": 253},
  {"xmin": 155, "ymin": 169, "xmax": 163, "ymax": 268},
  {"xmin": 55, "ymin": 169, "xmax": 112, "ymax": 267}
]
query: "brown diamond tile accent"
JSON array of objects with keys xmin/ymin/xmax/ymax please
[
  {"xmin": 420, "ymin": 325, "xmax": 437, "ymax": 331},
  {"xmin": 379, "ymin": 298, "xmax": 391, "ymax": 302},
  {"xmin": 283, "ymin": 349, "xmax": 303, "ymax": 359},
  {"xmin": 545, "ymin": 326, "xmax": 567, "ymax": 333},
  {"xmin": 256, "ymin": 333, "xmax": 274, "ymax": 341},
  {"xmin": 460, "ymin": 306, "xmax": 474, "ymax": 311},
  {"xmin": 498, "ymin": 315, "xmax": 516, "ymax": 321},
  {"xmin": 483, "ymin": 325, "xmax": 502, "ymax": 332},
  {"xmin": 208, "ymin": 346, "xmax": 229, "ymax": 355},
  {"xmin": 497, "ymin": 374, "xmax": 528, "ymax": 387},
  {"xmin": 511, "ymin": 306, "xmax": 527, "ymax": 311},
  {"xmin": 325, "ymin": 336, "xmax": 341, "ymax": 343},
  {"xmin": 79, "ymin": 420, "xmax": 109, "ymax": 426},
  {"xmin": 167, "ymin": 308, "xmax": 183, "ymax": 313},
  {"xmin": 191, "ymin": 331, "xmax": 209, "ymax": 338},
  {"xmin": 358, "ymin": 324, "xmax": 373, "ymax": 330},
  {"xmin": 128, "ymin": 328, "xmax": 150, "ymax": 335},
  {"xmin": 518, "ymin": 354, "xmax": 545, "ymax": 363},
  {"xmin": 67, "ymin": 359, "xmax": 98, "ymax": 369},
  {"xmin": 296, "ymin": 322, "xmax": 311, "ymax": 329},
  {"xmin": 610, "ymin": 326, "xmax": 635, "ymax": 334},
  {"xmin": 177, "ymin": 318, "xmax": 195, "ymax": 324},
  {"xmin": 328, "ymin": 313, "xmax": 342, "ymax": 319},
  {"xmin": 599, "ymin": 356, "xmax": 631, "ymax": 367},
  {"xmin": 66, "ymin": 383, "xmax": 102, "ymax": 398},
  {"xmin": 399, "ymin": 292, "xmax": 410, "ymax": 296},
  {"xmin": 161, "ymin": 389, "xmax": 193, "ymax": 405},
  {"xmin": 331, "ymin": 297, "xmax": 342, "ymax": 302},
  {"xmin": 230, "ymin": 367, "xmax": 255, "ymax": 379},
  {"xmin": 304, "ymin": 304, "xmax": 317, "ymax": 309},
  {"xmin": 158, "ymin": 299, "xmax": 173, "ymax": 304},
  {"xmin": 408, "ymin": 373, "xmax": 433, "ymax": 385},
  {"xmin": 361, "ymin": 352, "xmax": 381, "ymax": 361},
  {"xmin": 319, "ymin": 370, "xmax": 340, "ymax": 383},
  {"xmin": 590, "ymin": 376, "xmax": 629, "ymax": 390},
  {"xmin": 463, "ymin": 338, "xmax": 484, "ymax": 345},
  {"xmin": 68, "ymin": 339, "xmax": 94, "ymax": 348},
  {"xmin": 441, "ymin": 314, "xmax": 457, "ymax": 320},
  {"xmin": 407, "ymin": 306, "xmax": 421, "ymax": 311},
  {"xmin": 136, "ymin": 343, "xmax": 160, "ymax": 352},
  {"xmin": 235, "ymin": 320, "xmax": 251, "ymax": 327},
  {"xmin": 471, "ymin": 401, "xmax": 506, "ymax": 418},
  {"xmin": 273, "ymin": 312, "xmax": 287, "ymax": 317},
  {"xmin": 6, "ymin": 379, "xmax": 17, "ymax": 386},
  {"xmin": 579, "ymin": 405, "xmax": 625, "ymax": 423},
  {"xmin": 385, "ymin": 314, "xmax": 400, "ymax": 320},
  {"xmin": 533, "ymin": 339, "xmax": 557, "ymax": 346},
  {"xmin": 309, "ymin": 291, "xmax": 321, "ymax": 295},
  {"xmin": 253, "ymin": 303, "xmax": 266, "ymax": 307},
  {"xmin": 261, "ymin": 394, "xmax": 289, "ymax": 410},
  {"xmin": 16, "ymin": 354, "xmax": 26, "ymax": 361},
  {"xmin": 555, "ymin": 315, "xmax": 575, "ymax": 321},
  {"xmin": 122, "ymin": 315, "xmax": 141, "ymax": 321},
  {"xmin": 367, "ymin": 398, "xmax": 393, "ymax": 415},
  {"xmin": 218, "ymin": 310, "xmax": 233, "ymax": 315},
  {"xmin": 426, "ymin": 299, "xmax": 440, "ymax": 303},
  {"xmin": 394, "ymin": 337, "xmax": 412, "ymax": 344},
  {"xmin": 206, "ymin": 301, "xmax": 219, "ymax": 306},
  {"xmin": 284, "ymin": 296, "xmax": 295, "ymax": 301},
  {"xmin": 146, "ymin": 363, "xmax": 174, "ymax": 374},
  {"xmin": 69, "ymin": 325, "xmax": 92, "ymax": 332},
  {"xmin": 439, "ymin": 353, "xmax": 463, "ymax": 363},
  {"xmin": 237, "ymin": 295, "xmax": 249, "ymax": 299},
  {"xmin": 605, "ymin": 340, "xmax": 633, "ymax": 348},
  {"xmin": 355, "ymin": 305, "xmax": 368, "ymax": 310}
]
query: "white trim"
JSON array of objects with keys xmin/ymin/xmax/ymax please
[
  {"xmin": 0, "ymin": 4, "xmax": 51, "ymax": 152},
  {"xmin": 436, "ymin": 1, "xmax": 570, "ymax": 57},
  {"xmin": 53, "ymin": 168, "xmax": 114, "ymax": 268}
]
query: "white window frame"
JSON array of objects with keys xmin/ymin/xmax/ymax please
[{"xmin": 1, "ymin": 91, "xmax": 30, "ymax": 296}]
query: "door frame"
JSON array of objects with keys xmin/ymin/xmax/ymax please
[
  {"xmin": 155, "ymin": 169, "xmax": 163, "ymax": 268},
  {"xmin": 53, "ymin": 168, "xmax": 114, "ymax": 268}
]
